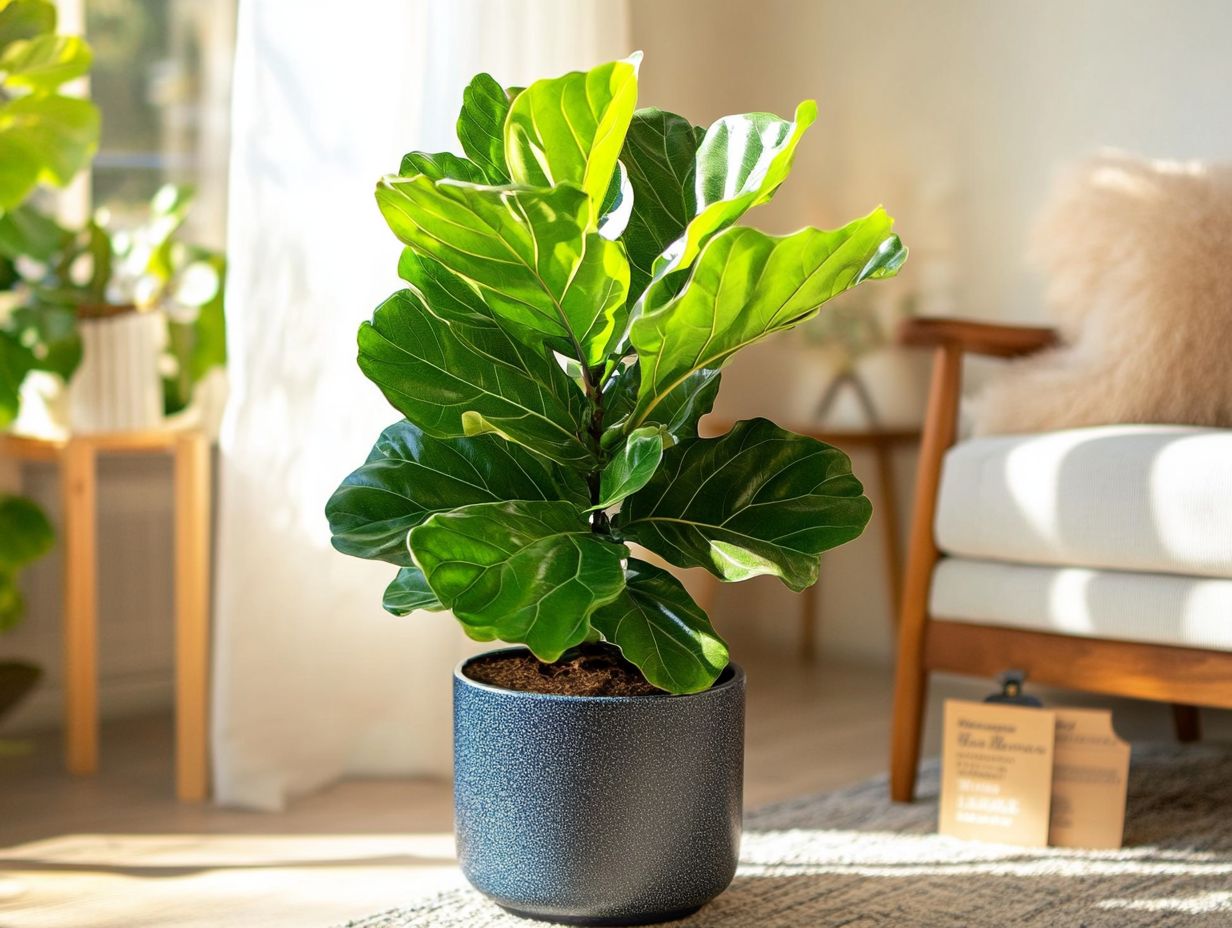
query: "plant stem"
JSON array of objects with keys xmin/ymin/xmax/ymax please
[{"xmin": 585, "ymin": 362, "xmax": 609, "ymax": 534}]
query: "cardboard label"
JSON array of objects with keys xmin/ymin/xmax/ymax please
[
  {"xmin": 939, "ymin": 699, "xmax": 1130, "ymax": 849},
  {"xmin": 938, "ymin": 700, "xmax": 1056, "ymax": 847},
  {"xmin": 1048, "ymin": 708, "xmax": 1130, "ymax": 849}
]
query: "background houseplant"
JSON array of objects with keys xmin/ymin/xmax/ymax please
[
  {"xmin": 0, "ymin": 0, "xmax": 98, "ymax": 722},
  {"xmin": 9, "ymin": 183, "xmax": 228, "ymax": 431},
  {"xmin": 326, "ymin": 52, "xmax": 905, "ymax": 695}
]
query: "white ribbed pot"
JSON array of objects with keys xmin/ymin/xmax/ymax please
[{"xmin": 69, "ymin": 305, "xmax": 164, "ymax": 433}]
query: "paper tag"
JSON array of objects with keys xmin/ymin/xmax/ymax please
[
  {"xmin": 939, "ymin": 699, "xmax": 1056, "ymax": 847},
  {"xmin": 1048, "ymin": 708, "xmax": 1130, "ymax": 849}
]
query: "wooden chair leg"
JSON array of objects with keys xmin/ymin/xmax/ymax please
[
  {"xmin": 1172, "ymin": 704, "xmax": 1201, "ymax": 743},
  {"xmin": 890, "ymin": 343, "xmax": 963, "ymax": 802},
  {"xmin": 891, "ymin": 661, "xmax": 928, "ymax": 802}
]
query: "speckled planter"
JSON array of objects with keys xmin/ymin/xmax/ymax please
[{"xmin": 454, "ymin": 648, "xmax": 745, "ymax": 926}]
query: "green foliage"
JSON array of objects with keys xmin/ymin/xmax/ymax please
[
  {"xmin": 327, "ymin": 54, "xmax": 906, "ymax": 694},
  {"xmin": 0, "ymin": 1, "xmax": 91, "ymax": 637},
  {"xmin": 0, "ymin": 494, "xmax": 54, "ymax": 631},
  {"xmin": 0, "ymin": 184, "xmax": 228, "ymax": 414},
  {"xmin": 0, "ymin": 0, "xmax": 98, "ymax": 212}
]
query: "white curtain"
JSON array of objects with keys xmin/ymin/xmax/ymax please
[{"xmin": 214, "ymin": 0, "xmax": 631, "ymax": 810}]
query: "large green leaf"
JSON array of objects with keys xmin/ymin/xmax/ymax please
[
  {"xmin": 603, "ymin": 363, "xmax": 720, "ymax": 448},
  {"xmin": 11, "ymin": 302, "xmax": 81, "ymax": 378},
  {"xmin": 594, "ymin": 425, "xmax": 662, "ymax": 510},
  {"xmin": 618, "ymin": 418, "xmax": 871, "ymax": 591},
  {"xmin": 0, "ymin": 93, "xmax": 99, "ymax": 208},
  {"xmin": 375, "ymin": 176, "xmax": 629, "ymax": 365},
  {"xmin": 0, "ymin": 202, "xmax": 66, "ymax": 260},
  {"xmin": 591, "ymin": 558, "xmax": 728, "ymax": 694},
  {"xmin": 0, "ymin": 568, "xmax": 23, "ymax": 631},
  {"xmin": 398, "ymin": 149, "xmax": 487, "ymax": 183},
  {"xmin": 0, "ymin": 1, "xmax": 55, "ymax": 51},
  {"xmin": 457, "ymin": 72, "xmax": 512, "ymax": 184},
  {"xmin": 383, "ymin": 566, "xmax": 443, "ymax": 616},
  {"xmin": 640, "ymin": 101, "xmax": 816, "ymax": 311},
  {"xmin": 629, "ymin": 215, "xmax": 906, "ymax": 431},
  {"xmin": 396, "ymin": 249, "xmax": 492, "ymax": 328},
  {"xmin": 0, "ymin": 328, "xmax": 35, "ymax": 427},
  {"xmin": 410, "ymin": 500, "xmax": 627, "ymax": 660},
  {"xmin": 0, "ymin": 494, "xmax": 54, "ymax": 568},
  {"xmin": 0, "ymin": 33, "xmax": 90, "ymax": 91},
  {"xmin": 620, "ymin": 108, "xmax": 703, "ymax": 300},
  {"xmin": 326, "ymin": 418, "xmax": 586, "ymax": 566},
  {"xmin": 504, "ymin": 55, "xmax": 639, "ymax": 210},
  {"xmin": 357, "ymin": 289, "xmax": 593, "ymax": 468}
]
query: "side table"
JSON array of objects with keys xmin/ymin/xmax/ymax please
[
  {"xmin": 0, "ymin": 429, "xmax": 212, "ymax": 801},
  {"xmin": 701, "ymin": 420, "xmax": 920, "ymax": 659}
]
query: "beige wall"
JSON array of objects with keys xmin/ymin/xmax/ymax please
[{"xmin": 630, "ymin": 0, "xmax": 1232, "ymax": 663}]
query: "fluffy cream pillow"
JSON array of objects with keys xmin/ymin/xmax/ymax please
[{"xmin": 972, "ymin": 152, "xmax": 1232, "ymax": 435}]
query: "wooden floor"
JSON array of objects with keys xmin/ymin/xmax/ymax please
[{"xmin": 1, "ymin": 651, "xmax": 1227, "ymax": 928}]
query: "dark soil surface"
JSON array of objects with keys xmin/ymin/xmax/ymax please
[{"xmin": 464, "ymin": 644, "xmax": 664, "ymax": 696}]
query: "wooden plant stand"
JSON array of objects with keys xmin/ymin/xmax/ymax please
[{"xmin": 0, "ymin": 429, "xmax": 212, "ymax": 801}]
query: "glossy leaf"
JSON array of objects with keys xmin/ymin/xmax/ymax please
[
  {"xmin": 0, "ymin": 494, "xmax": 54, "ymax": 568},
  {"xmin": 383, "ymin": 566, "xmax": 443, "ymax": 615},
  {"xmin": 504, "ymin": 54, "xmax": 640, "ymax": 210},
  {"xmin": 0, "ymin": 33, "xmax": 90, "ymax": 91},
  {"xmin": 11, "ymin": 303, "xmax": 81, "ymax": 378},
  {"xmin": 594, "ymin": 426, "xmax": 662, "ymax": 510},
  {"xmin": 398, "ymin": 149, "xmax": 487, "ymax": 183},
  {"xmin": 0, "ymin": 202, "xmax": 66, "ymax": 260},
  {"xmin": 0, "ymin": 569, "xmax": 23, "ymax": 632},
  {"xmin": 410, "ymin": 500, "xmax": 627, "ymax": 660},
  {"xmin": 326, "ymin": 419, "xmax": 586, "ymax": 566},
  {"xmin": 629, "ymin": 216, "xmax": 906, "ymax": 431},
  {"xmin": 376, "ymin": 175, "xmax": 629, "ymax": 365},
  {"xmin": 591, "ymin": 559, "xmax": 728, "ymax": 694},
  {"xmin": 597, "ymin": 160, "xmax": 632, "ymax": 241},
  {"xmin": 457, "ymin": 72, "xmax": 512, "ymax": 184},
  {"xmin": 619, "ymin": 418, "xmax": 872, "ymax": 591},
  {"xmin": 620, "ymin": 108, "xmax": 703, "ymax": 300},
  {"xmin": 641, "ymin": 101, "xmax": 816, "ymax": 311},
  {"xmin": 0, "ymin": 94, "xmax": 99, "ymax": 208},
  {"xmin": 603, "ymin": 363, "xmax": 720, "ymax": 448},
  {"xmin": 357, "ymin": 289, "xmax": 592, "ymax": 468},
  {"xmin": 396, "ymin": 249, "xmax": 492, "ymax": 328},
  {"xmin": 0, "ymin": 1, "xmax": 55, "ymax": 50},
  {"xmin": 0, "ymin": 329, "xmax": 35, "ymax": 428}
]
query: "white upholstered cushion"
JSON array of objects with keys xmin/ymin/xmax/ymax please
[
  {"xmin": 935, "ymin": 425, "xmax": 1232, "ymax": 579},
  {"xmin": 930, "ymin": 558, "xmax": 1232, "ymax": 652}
]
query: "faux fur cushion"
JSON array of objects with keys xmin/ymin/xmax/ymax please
[{"xmin": 971, "ymin": 152, "xmax": 1232, "ymax": 436}]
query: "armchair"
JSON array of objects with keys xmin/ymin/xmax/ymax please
[{"xmin": 890, "ymin": 317, "xmax": 1232, "ymax": 802}]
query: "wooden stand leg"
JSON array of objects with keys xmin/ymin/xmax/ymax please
[
  {"xmin": 800, "ymin": 581, "xmax": 818, "ymax": 662},
  {"xmin": 61, "ymin": 439, "xmax": 98, "ymax": 775},
  {"xmin": 873, "ymin": 441, "xmax": 904, "ymax": 628},
  {"xmin": 1172, "ymin": 704, "xmax": 1201, "ymax": 743},
  {"xmin": 174, "ymin": 433, "xmax": 211, "ymax": 802}
]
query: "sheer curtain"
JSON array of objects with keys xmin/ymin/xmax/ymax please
[{"xmin": 214, "ymin": 0, "xmax": 631, "ymax": 810}]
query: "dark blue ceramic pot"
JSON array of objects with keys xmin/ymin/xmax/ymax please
[{"xmin": 454, "ymin": 648, "xmax": 745, "ymax": 926}]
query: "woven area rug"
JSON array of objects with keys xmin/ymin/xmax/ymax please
[{"xmin": 340, "ymin": 745, "xmax": 1232, "ymax": 927}]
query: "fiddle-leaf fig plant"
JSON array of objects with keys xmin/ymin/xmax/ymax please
[{"xmin": 327, "ymin": 53, "xmax": 906, "ymax": 694}]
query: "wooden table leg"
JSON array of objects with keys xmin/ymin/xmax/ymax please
[
  {"xmin": 799, "ymin": 581, "xmax": 819, "ymax": 661},
  {"xmin": 61, "ymin": 439, "xmax": 98, "ymax": 775},
  {"xmin": 873, "ymin": 440, "xmax": 905, "ymax": 628},
  {"xmin": 174, "ymin": 433, "xmax": 211, "ymax": 802}
]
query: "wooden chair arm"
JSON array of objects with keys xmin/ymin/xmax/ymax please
[{"xmin": 899, "ymin": 316, "xmax": 1058, "ymax": 358}]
